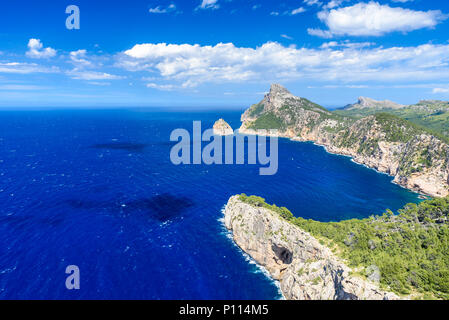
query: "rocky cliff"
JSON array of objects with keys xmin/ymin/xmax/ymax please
[
  {"xmin": 224, "ymin": 195, "xmax": 399, "ymax": 300},
  {"xmin": 239, "ymin": 84, "xmax": 449, "ymax": 197}
]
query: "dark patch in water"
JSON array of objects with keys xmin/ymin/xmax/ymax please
[
  {"xmin": 125, "ymin": 194, "xmax": 194, "ymax": 222},
  {"xmin": 89, "ymin": 143, "xmax": 148, "ymax": 152},
  {"xmin": 65, "ymin": 199, "xmax": 103, "ymax": 210},
  {"xmin": 65, "ymin": 193, "xmax": 194, "ymax": 222}
]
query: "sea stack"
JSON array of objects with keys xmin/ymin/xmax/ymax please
[{"xmin": 213, "ymin": 119, "xmax": 234, "ymax": 135}]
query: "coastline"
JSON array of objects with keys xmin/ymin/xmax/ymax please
[
  {"xmin": 218, "ymin": 211, "xmax": 285, "ymax": 300},
  {"xmin": 237, "ymin": 127, "xmax": 442, "ymax": 198},
  {"xmin": 223, "ymin": 195, "xmax": 400, "ymax": 300}
]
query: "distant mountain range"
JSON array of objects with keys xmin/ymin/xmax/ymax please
[{"xmin": 335, "ymin": 97, "xmax": 449, "ymax": 139}]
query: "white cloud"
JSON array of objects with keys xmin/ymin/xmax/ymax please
[
  {"xmin": 320, "ymin": 40, "xmax": 375, "ymax": 49},
  {"xmin": 0, "ymin": 84, "xmax": 49, "ymax": 91},
  {"xmin": 281, "ymin": 34, "xmax": 293, "ymax": 40},
  {"xmin": 291, "ymin": 7, "xmax": 306, "ymax": 15},
  {"xmin": 304, "ymin": 0, "xmax": 322, "ymax": 6},
  {"xmin": 197, "ymin": 0, "xmax": 219, "ymax": 10},
  {"xmin": 307, "ymin": 28, "xmax": 333, "ymax": 38},
  {"xmin": 323, "ymin": 0, "xmax": 348, "ymax": 9},
  {"xmin": 270, "ymin": 11, "xmax": 280, "ymax": 16},
  {"xmin": 146, "ymin": 83, "xmax": 178, "ymax": 91},
  {"xmin": 67, "ymin": 70, "xmax": 123, "ymax": 81},
  {"xmin": 149, "ymin": 4, "xmax": 177, "ymax": 14},
  {"xmin": 26, "ymin": 39, "xmax": 57, "ymax": 59},
  {"xmin": 70, "ymin": 50, "xmax": 93, "ymax": 67},
  {"xmin": 118, "ymin": 41, "xmax": 449, "ymax": 89},
  {"xmin": 309, "ymin": 2, "xmax": 447, "ymax": 37},
  {"xmin": 433, "ymin": 88, "xmax": 449, "ymax": 94},
  {"xmin": 0, "ymin": 62, "xmax": 59, "ymax": 74}
]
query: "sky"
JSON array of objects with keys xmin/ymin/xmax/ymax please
[{"xmin": 1, "ymin": 0, "xmax": 449, "ymax": 108}]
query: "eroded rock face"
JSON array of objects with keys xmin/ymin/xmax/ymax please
[
  {"xmin": 213, "ymin": 119, "xmax": 234, "ymax": 136},
  {"xmin": 224, "ymin": 196, "xmax": 400, "ymax": 300}
]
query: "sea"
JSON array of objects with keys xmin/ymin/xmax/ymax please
[{"xmin": 0, "ymin": 109, "xmax": 421, "ymax": 299}]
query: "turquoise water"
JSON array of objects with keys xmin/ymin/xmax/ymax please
[{"xmin": 0, "ymin": 109, "xmax": 421, "ymax": 299}]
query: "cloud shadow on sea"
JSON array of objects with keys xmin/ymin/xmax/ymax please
[
  {"xmin": 89, "ymin": 143, "xmax": 148, "ymax": 152},
  {"xmin": 64, "ymin": 193, "xmax": 194, "ymax": 223}
]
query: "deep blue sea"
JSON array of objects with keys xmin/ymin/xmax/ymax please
[{"xmin": 0, "ymin": 109, "xmax": 421, "ymax": 299}]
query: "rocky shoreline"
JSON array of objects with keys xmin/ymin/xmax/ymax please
[
  {"xmin": 224, "ymin": 195, "xmax": 400, "ymax": 300},
  {"xmin": 239, "ymin": 126, "xmax": 447, "ymax": 198}
]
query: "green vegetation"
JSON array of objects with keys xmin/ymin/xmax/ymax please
[
  {"xmin": 335, "ymin": 101, "xmax": 449, "ymax": 141},
  {"xmin": 238, "ymin": 194, "xmax": 449, "ymax": 299},
  {"xmin": 247, "ymin": 111, "xmax": 286, "ymax": 130},
  {"xmin": 239, "ymin": 194, "xmax": 294, "ymax": 220},
  {"xmin": 247, "ymin": 103, "xmax": 265, "ymax": 118},
  {"xmin": 373, "ymin": 113, "xmax": 424, "ymax": 143}
]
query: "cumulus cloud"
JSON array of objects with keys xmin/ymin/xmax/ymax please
[
  {"xmin": 26, "ymin": 39, "xmax": 57, "ymax": 59},
  {"xmin": 118, "ymin": 41, "xmax": 449, "ymax": 89},
  {"xmin": 308, "ymin": 2, "xmax": 447, "ymax": 37}
]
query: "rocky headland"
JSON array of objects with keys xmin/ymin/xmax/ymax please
[
  {"xmin": 239, "ymin": 84, "xmax": 449, "ymax": 197},
  {"xmin": 224, "ymin": 195, "xmax": 400, "ymax": 300}
]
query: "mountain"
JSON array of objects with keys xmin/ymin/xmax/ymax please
[
  {"xmin": 239, "ymin": 84, "xmax": 449, "ymax": 197},
  {"xmin": 336, "ymin": 98, "xmax": 449, "ymax": 139},
  {"xmin": 343, "ymin": 96, "xmax": 406, "ymax": 111}
]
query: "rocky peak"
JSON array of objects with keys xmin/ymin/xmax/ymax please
[
  {"xmin": 262, "ymin": 84, "xmax": 300, "ymax": 111},
  {"xmin": 357, "ymin": 96, "xmax": 377, "ymax": 107},
  {"xmin": 268, "ymin": 84, "xmax": 292, "ymax": 97}
]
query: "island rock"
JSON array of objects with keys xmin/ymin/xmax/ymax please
[{"xmin": 213, "ymin": 118, "xmax": 234, "ymax": 136}]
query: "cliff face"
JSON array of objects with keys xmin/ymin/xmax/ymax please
[
  {"xmin": 239, "ymin": 84, "xmax": 449, "ymax": 197},
  {"xmin": 224, "ymin": 196, "xmax": 399, "ymax": 300}
]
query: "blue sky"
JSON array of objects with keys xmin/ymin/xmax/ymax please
[{"xmin": 1, "ymin": 0, "xmax": 449, "ymax": 108}]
